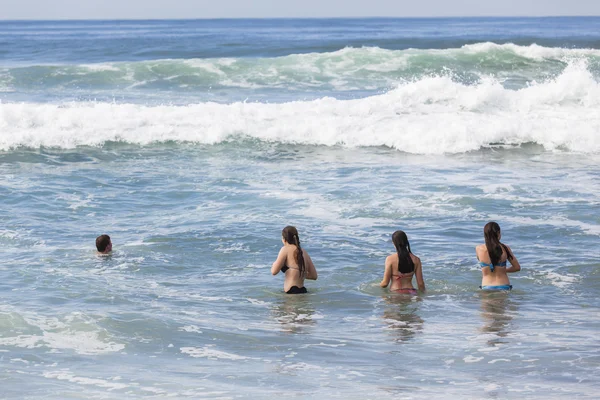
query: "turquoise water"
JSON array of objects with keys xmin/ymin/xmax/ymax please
[{"xmin": 1, "ymin": 18, "xmax": 600, "ymax": 399}]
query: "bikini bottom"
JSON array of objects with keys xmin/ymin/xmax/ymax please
[
  {"xmin": 480, "ymin": 285, "xmax": 512, "ymax": 291},
  {"xmin": 286, "ymin": 286, "xmax": 308, "ymax": 294},
  {"xmin": 393, "ymin": 288, "xmax": 418, "ymax": 294}
]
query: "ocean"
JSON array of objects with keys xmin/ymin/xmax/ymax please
[{"xmin": 1, "ymin": 18, "xmax": 599, "ymax": 398}]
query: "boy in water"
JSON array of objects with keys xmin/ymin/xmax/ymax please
[{"xmin": 96, "ymin": 234, "xmax": 112, "ymax": 255}]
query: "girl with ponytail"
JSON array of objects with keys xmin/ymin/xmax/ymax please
[
  {"xmin": 476, "ymin": 222, "xmax": 521, "ymax": 290},
  {"xmin": 380, "ymin": 230, "xmax": 425, "ymax": 294},
  {"xmin": 271, "ymin": 226, "xmax": 318, "ymax": 294}
]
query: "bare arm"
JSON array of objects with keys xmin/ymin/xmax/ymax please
[
  {"xmin": 303, "ymin": 250, "xmax": 317, "ymax": 280},
  {"xmin": 380, "ymin": 256, "xmax": 392, "ymax": 288},
  {"xmin": 505, "ymin": 245, "xmax": 521, "ymax": 273},
  {"xmin": 271, "ymin": 247, "xmax": 287, "ymax": 275},
  {"xmin": 475, "ymin": 245, "xmax": 484, "ymax": 262},
  {"xmin": 414, "ymin": 257, "xmax": 425, "ymax": 292}
]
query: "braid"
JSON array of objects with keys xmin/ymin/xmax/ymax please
[{"xmin": 294, "ymin": 233, "xmax": 306, "ymax": 278}]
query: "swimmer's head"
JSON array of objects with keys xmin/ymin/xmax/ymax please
[
  {"xmin": 484, "ymin": 221, "xmax": 501, "ymax": 241},
  {"xmin": 392, "ymin": 230, "xmax": 410, "ymax": 250},
  {"xmin": 282, "ymin": 226, "xmax": 299, "ymax": 246},
  {"xmin": 96, "ymin": 234, "xmax": 112, "ymax": 254}
]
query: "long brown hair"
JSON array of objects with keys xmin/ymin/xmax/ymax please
[
  {"xmin": 282, "ymin": 226, "xmax": 305, "ymax": 277},
  {"xmin": 392, "ymin": 230, "xmax": 414, "ymax": 274},
  {"xmin": 484, "ymin": 222, "xmax": 513, "ymax": 265}
]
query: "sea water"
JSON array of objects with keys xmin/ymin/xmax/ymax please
[{"xmin": 1, "ymin": 18, "xmax": 599, "ymax": 398}]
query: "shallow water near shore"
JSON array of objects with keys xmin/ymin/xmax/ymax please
[{"xmin": 2, "ymin": 143, "xmax": 599, "ymax": 398}]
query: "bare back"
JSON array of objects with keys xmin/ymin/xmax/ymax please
[
  {"xmin": 476, "ymin": 244, "xmax": 521, "ymax": 286},
  {"xmin": 271, "ymin": 244, "xmax": 317, "ymax": 292},
  {"xmin": 381, "ymin": 253, "xmax": 425, "ymax": 292}
]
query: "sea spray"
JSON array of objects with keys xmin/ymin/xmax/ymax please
[{"xmin": 2, "ymin": 60, "xmax": 599, "ymax": 153}]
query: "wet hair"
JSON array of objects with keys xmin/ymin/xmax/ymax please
[
  {"xmin": 282, "ymin": 226, "xmax": 305, "ymax": 277},
  {"xmin": 483, "ymin": 222, "xmax": 513, "ymax": 265},
  {"xmin": 392, "ymin": 230, "xmax": 414, "ymax": 274},
  {"xmin": 96, "ymin": 234, "xmax": 111, "ymax": 252}
]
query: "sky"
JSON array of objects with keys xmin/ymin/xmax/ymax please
[{"xmin": 1, "ymin": 0, "xmax": 600, "ymax": 20}]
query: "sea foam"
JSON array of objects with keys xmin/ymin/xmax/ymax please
[{"xmin": 1, "ymin": 60, "xmax": 599, "ymax": 154}]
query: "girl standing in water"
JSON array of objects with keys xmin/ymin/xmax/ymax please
[
  {"xmin": 380, "ymin": 230, "xmax": 425, "ymax": 294},
  {"xmin": 476, "ymin": 222, "xmax": 521, "ymax": 290},
  {"xmin": 271, "ymin": 226, "xmax": 318, "ymax": 294}
]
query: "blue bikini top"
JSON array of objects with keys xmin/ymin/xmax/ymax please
[{"xmin": 479, "ymin": 260, "xmax": 507, "ymax": 273}]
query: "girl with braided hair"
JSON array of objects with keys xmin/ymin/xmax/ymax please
[
  {"xmin": 271, "ymin": 226, "xmax": 317, "ymax": 294},
  {"xmin": 380, "ymin": 230, "xmax": 425, "ymax": 294}
]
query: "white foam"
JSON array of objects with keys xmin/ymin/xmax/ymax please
[
  {"xmin": 463, "ymin": 355, "xmax": 484, "ymax": 363},
  {"xmin": 477, "ymin": 347, "xmax": 500, "ymax": 353},
  {"xmin": 488, "ymin": 358, "xmax": 512, "ymax": 364},
  {"xmin": 462, "ymin": 42, "xmax": 600, "ymax": 60},
  {"xmin": 56, "ymin": 193, "xmax": 96, "ymax": 210},
  {"xmin": 43, "ymin": 371, "xmax": 129, "ymax": 390},
  {"xmin": 497, "ymin": 215, "xmax": 600, "ymax": 236},
  {"xmin": 0, "ymin": 331, "xmax": 125, "ymax": 355},
  {"xmin": 184, "ymin": 58, "xmax": 229, "ymax": 76},
  {"xmin": 300, "ymin": 342, "xmax": 347, "ymax": 348},
  {"xmin": 1, "ymin": 59, "xmax": 600, "ymax": 154},
  {"xmin": 278, "ymin": 362, "xmax": 332, "ymax": 375},
  {"xmin": 214, "ymin": 242, "xmax": 250, "ymax": 253},
  {"xmin": 180, "ymin": 346, "xmax": 247, "ymax": 360},
  {"xmin": 178, "ymin": 325, "xmax": 203, "ymax": 333},
  {"xmin": 246, "ymin": 298, "xmax": 269, "ymax": 306},
  {"xmin": 539, "ymin": 271, "xmax": 580, "ymax": 289},
  {"xmin": 81, "ymin": 63, "xmax": 121, "ymax": 72},
  {"xmin": 0, "ymin": 312, "xmax": 125, "ymax": 355}
]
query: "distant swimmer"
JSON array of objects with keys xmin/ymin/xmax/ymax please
[
  {"xmin": 380, "ymin": 230, "xmax": 425, "ymax": 294},
  {"xmin": 96, "ymin": 234, "xmax": 112, "ymax": 256},
  {"xmin": 271, "ymin": 226, "xmax": 317, "ymax": 294},
  {"xmin": 476, "ymin": 222, "xmax": 521, "ymax": 291}
]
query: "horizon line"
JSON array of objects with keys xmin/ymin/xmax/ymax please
[{"xmin": 1, "ymin": 15, "xmax": 600, "ymax": 22}]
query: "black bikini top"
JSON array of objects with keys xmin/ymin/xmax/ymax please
[{"xmin": 282, "ymin": 264, "xmax": 299, "ymax": 273}]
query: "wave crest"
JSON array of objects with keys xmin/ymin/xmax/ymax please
[
  {"xmin": 1, "ymin": 59, "xmax": 599, "ymax": 154},
  {"xmin": 2, "ymin": 43, "xmax": 600, "ymax": 93}
]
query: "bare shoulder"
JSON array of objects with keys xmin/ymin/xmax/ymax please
[
  {"xmin": 503, "ymin": 243, "xmax": 516, "ymax": 256},
  {"xmin": 475, "ymin": 244, "xmax": 487, "ymax": 253},
  {"xmin": 280, "ymin": 244, "xmax": 294, "ymax": 259}
]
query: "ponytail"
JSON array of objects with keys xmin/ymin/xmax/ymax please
[{"xmin": 294, "ymin": 233, "xmax": 306, "ymax": 278}]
